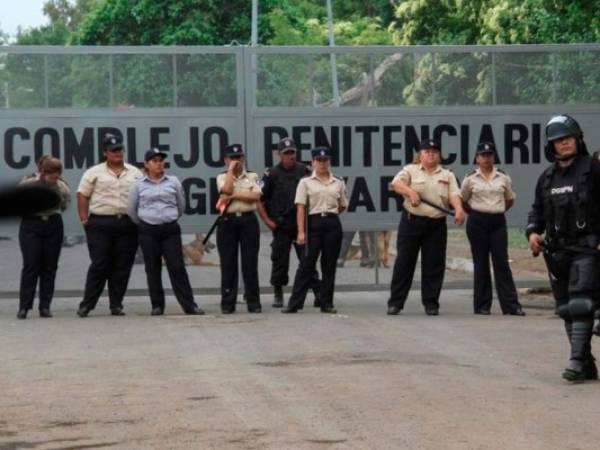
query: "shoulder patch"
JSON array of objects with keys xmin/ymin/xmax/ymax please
[{"xmin": 264, "ymin": 168, "xmax": 271, "ymax": 177}]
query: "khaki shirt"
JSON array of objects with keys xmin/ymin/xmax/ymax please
[
  {"xmin": 217, "ymin": 170, "xmax": 260, "ymax": 213},
  {"xmin": 20, "ymin": 174, "xmax": 71, "ymax": 216},
  {"xmin": 461, "ymin": 167, "xmax": 515, "ymax": 214},
  {"xmin": 393, "ymin": 164, "xmax": 460, "ymax": 219},
  {"xmin": 295, "ymin": 172, "xmax": 348, "ymax": 215},
  {"xmin": 77, "ymin": 163, "xmax": 143, "ymax": 215}
]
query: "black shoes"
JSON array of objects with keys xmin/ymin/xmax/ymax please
[
  {"xmin": 584, "ymin": 356, "xmax": 598, "ymax": 380},
  {"xmin": 17, "ymin": 309, "xmax": 27, "ymax": 320},
  {"xmin": 39, "ymin": 309, "xmax": 53, "ymax": 318},
  {"xmin": 272, "ymin": 286, "xmax": 284, "ymax": 308},
  {"xmin": 186, "ymin": 306, "xmax": 205, "ymax": 315},
  {"xmin": 505, "ymin": 307, "xmax": 526, "ymax": 316},
  {"xmin": 76, "ymin": 307, "xmax": 90, "ymax": 318},
  {"xmin": 248, "ymin": 305, "xmax": 262, "ymax": 313},
  {"xmin": 281, "ymin": 306, "xmax": 298, "ymax": 314},
  {"xmin": 387, "ymin": 306, "xmax": 402, "ymax": 315},
  {"xmin": 321, "ymin": 306, "xmax": 337, "ymax": 314},
  {"xmin": 425, "ymin": 307, "xmax": 439, "ymax": 316},
  {"xmin": 151, "ymin": 307, "xmax": 164, "ymax": 316},
  {"xmin": 221, "ymin": 308, "xmax": 235, "ymax": 315},
  {"xmin": 110, "ymin": 308, "xmax": 125, "ymax": 316},
  {"xmin": 562, "ymin": 359, "xmax": 586, "ymax": 382},
  {"xmin": 475, "ymin": 309, "xmax": 491, "ymax": 315}
]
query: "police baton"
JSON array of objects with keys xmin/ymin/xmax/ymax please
[
  {"xmin": 418, "ymin": 196, "xmax": 455, "ymax": 216},
  {"xmin": 202, "ymin": 199, "xmax": 231, "ymax": 246}
]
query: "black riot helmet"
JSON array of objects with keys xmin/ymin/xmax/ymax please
[{"xmin": 545, "ymin": 114, "xmax": 588, "ymax": 161}]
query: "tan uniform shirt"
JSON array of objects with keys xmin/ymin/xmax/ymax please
[
  {"xmin": 461, "ymin": 167, "xmax": 515, "ymax": 214},
  {"xmin": 77, "ymin": 163, "xmax": 143, "ymax": 215},
  {"xmin": 217, "ymin": 170, "xmax": 260, "ymax": 213},
  {"xmin": 20, "ymin": 174, "xmax": 71, "ymax": 216},
  {"xmin": 295, "ymin": 172, "xmax": 348, "ymax": 215},
  {"xmin": 393, "ymin": 164, "xmax": 460, "ymax": 219}
]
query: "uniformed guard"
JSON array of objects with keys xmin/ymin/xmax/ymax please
[
  {"xmin": 17, "ymin": 156, "xmax": 70, "ymax": 319},
  {"xmin": 527, "ymin": 114, "xmax": 600, "ymax": 382},
  {"xmin": 258, "ymin": 137, "xmax": 321, "ymax": 308},
  {"xmin": 216, "ymin": 144, "xmax": 262, "ymax": 314},
  {"xmin": 461, "ymin": 142, "xmax": 524, "ymax": 316},
  {"xmin": 281, "ymin": 147, "xmax": 348, "ymax": 314},
  {"xmin": 387, "ymin": 138, "xmax": 465, "ymax": 316},
  {"xmin": 128, "ymin": 148, "xmax": 204, "ymax": 316},
  {"xmin": 76, "ymin": 134, "xmax": 143, "ymax": 317}
]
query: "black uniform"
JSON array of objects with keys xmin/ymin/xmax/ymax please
[
  {"xmin": 527, "ymin": 150, "xmax": 600, "ymax": 381},
  {"xmin": 261, "ymin": 162, "xmax": 321, "ymax": 299}
]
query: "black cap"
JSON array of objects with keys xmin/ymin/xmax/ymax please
[
  {"xmin": 311, "ymin": 147, "xmax": 331, "ymax": 159},
  {"xmin": 103, "ymin": 133, "xmax": 123, "ymax": 151},
  {"xmin": 419, "ymin": 138, "xmax": 440, "ymax": 152},
  {"xmin": 476, "ymin": 142, "xmax": 496, "ymax": 154},
  {"xmin": 277, "ymin": 138, "xmax": 297, "ymax": 153},
  {"xmin": 224, "ymin": 144, "xmax": 244, "ymax": 157},
  {"xmin": 144, "ymin": 148, "xmax": 168, "ymax": 162}
]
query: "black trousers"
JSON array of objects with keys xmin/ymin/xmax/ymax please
[
  {"xmin": 18, "ymin": 215, "xmax": 64, "ymax": 311},
  {"xmin": 287, "ymin": 215, "xmax": 342, "ymax": 310},
  {"xmin": 216, "ymin": 212, "xmax": 261, "ymax": 311},
  {"xmin": 388, "ymin": 212, "xmax": 447, "ymax": 310},
  {"xmin": 137, "ymin": 221, "xmax": 198, "ymax": 312},
  {"xmin": 80, "ymin": 214, "xmax": 138, "ymax": 311},
  {"xmin": 270, "ymin": 219, "xmax": 321, "ymax": 292},
  {"xmin": 466, "ymin": 211, "xmax": 521, "ymax": 313}
]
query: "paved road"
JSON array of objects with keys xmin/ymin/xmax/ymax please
[{"xmin": 0, "ymin": 290, "xmax": 597, "ymax": 450}]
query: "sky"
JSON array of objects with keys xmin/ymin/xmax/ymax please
[{"xmin": 1, "ymin": 0, "xmax": 48, "ymax": 39}]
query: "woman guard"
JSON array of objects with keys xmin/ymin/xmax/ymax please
[
  {"xmin": 461, "ymin": 142, "xmax": 525, "ymax": 316},
  {"xmin": 216, "ymin": 144, "xmax": 262, "ymax": 314},
  {"xmin": 281, "ymin": 147, "xmax": 348, "ymax": 314},
  {"xmin": 128, "ymin": 148, "xmax": 204, "ymax": 316},
  {"xmin": 387, "ymin": 138, "xmax": 465, "ymax": 316},
  {"xmin": 17, "ymin": 156, "xmax": 70, "ymax": 319}
]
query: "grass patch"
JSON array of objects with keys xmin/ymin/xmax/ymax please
[{"xmin": 447, "ymin": 227, "xmax": 529, "ymax": 250}]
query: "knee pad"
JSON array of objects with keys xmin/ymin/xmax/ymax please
[
  {"xmin": 557, "ymin": 304, "xmax": 571, "ymax": 320},
  {"xmin": 568, "ymin": 297, "xmax": 595, "ymax": 319}
]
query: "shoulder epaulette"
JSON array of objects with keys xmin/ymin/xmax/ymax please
[
  {"xmin": 442, "ymin": 165, "xmax": 453, "ymax": 171},
  {"xmin": 465, "ymin": 170, "xmax": 477, "ymax": 177},
  {"xmin": 496, "ymin": 168, "xmax": 507, "ymax": 175},
  {"xmin": 333, "ymin": 175, "xmax": 344, "ymax": 182}
]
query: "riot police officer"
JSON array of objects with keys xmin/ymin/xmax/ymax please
[
  {"xmin": 258, "ymin": 137, "xmax": 321, "ymax": 308},
  {"xmin": 527, "ymin": 114, "xmax": 600, "ymax": 382}
]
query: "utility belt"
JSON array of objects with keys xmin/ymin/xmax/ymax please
[{"xmin": 543, "ymin": 234, "xmax": 600, "ymax": 256}]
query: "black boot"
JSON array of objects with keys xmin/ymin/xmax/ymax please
[
  {"xmin": 562, "ymin": 320, "xmax": 594, "ymax": 382},
  {"xmin": 584, "ymin": 355, "xmax": 598, "ymax": 380},
  {"xmin": 272, "ymin": 286, "xmax": 284, "ymax": 308},
  {"xmin": 313, "ymin": 288, "xmax": 321, "ymax": 308}
]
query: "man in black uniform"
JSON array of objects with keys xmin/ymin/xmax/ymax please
[
  {"xmin": 527, "ymin": 114, "xmax": 599, "ymax": 382},
  {"xmin": 258, "ymin": 138, "xmax": 321, "ymax": 308}
]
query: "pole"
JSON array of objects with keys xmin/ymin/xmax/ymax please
[
  {"xmin": 326, "ymin": 0, "xmax": 340, "ymax": 106},
  {"xmin": 251, "ymin": 0, "xmax": 259, "ymax": 46}
]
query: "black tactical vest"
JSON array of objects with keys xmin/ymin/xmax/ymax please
[
  {"xmin": 267, "ymin": 163, "xmax": 310, "ymax": 218},
  {"xmin": 541, "ymin": 155, "xmax": 593, "ymax": 239}
]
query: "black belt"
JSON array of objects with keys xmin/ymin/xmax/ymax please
[
  {"xmin": 23, "ymin": 213, "xmax": 60, "ymax": 222},
  {"xmin": 90, "ymin": 213, "xmax": 129, "ymax": 219},
  {"xmin": 309, "ymin": 212, "xmax": 338, "ymax": 217},
  {"xmin": 402, "ymin": 210, "xmax": 445, "ymax": 222},
  {"xmin": 470, "ymin": 210, "xmax": 505, "ymax": 216},
  {"xmin": 223, "ymin": 211, "xmax": 254, "ymax": 217}
]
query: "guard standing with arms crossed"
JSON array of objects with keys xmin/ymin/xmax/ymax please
[
  {"xmin": 17, "ymin": 157, "xmax": 70, "ymax": 319},
  {"xmin": 281, "ymin": 147, "xmax": 347, "ymax": 314},
  {"xmin": 461, "ymin": 142, "xmax": 525, "ymax": 316},
  {"xmin": 216, "ymin": 144, "xmax": 262, "ymax": 314},
  {"xmin": 258, "ymin": 137, "xmax": 322, "ymax": 308},
  {"xmin": 76, "ymin": 134, "xmax": 143, "ymax": 317},
  {"xmin": 387, "ymin": 139, "xmax": 465, "ymax": 316},
  {"xmin": 527, "ymin": 114, "xmax": 600, "ymax": 382}
]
